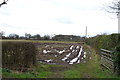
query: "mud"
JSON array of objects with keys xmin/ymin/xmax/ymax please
[{"xmin": 36, "ymin": 43, "xmax": 87, "ymax": 65}]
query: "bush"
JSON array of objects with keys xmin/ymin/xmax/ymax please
[
  {"xmin": 114, "ymin": 44, "xmax": 120, "ymax": 75},
  {"xmin": 2, "ymin": 42, "xmax": 37, "ymax": 72},
  {"xmin": 86, "ymin": 34, "xmax": 120, "ymax": 75},
  {"xmin": 86, "ymin": 34, "xmax": 119, "ymax": 51}
]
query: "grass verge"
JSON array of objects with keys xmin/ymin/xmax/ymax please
[
  {"xmin": 63, "ymin": 44, "xmax": 119, "ymax": 78},
  {"xmin": 2, "ymin": 63, "xmax": 56, "ymax": 78}
]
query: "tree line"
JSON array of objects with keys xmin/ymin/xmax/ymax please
[{"xmin": 0, "ymin": 31, "xmax": 85, "ymax": 42}]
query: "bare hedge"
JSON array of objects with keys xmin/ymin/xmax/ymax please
[{"xmin": 2, "ymin": 42, "xmax": 37, "ymax": 72}]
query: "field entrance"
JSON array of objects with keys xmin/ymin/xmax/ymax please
[
  {"xmin": 2, "ymin": 41, "xmax": 117, "ymax": 78},
  {"xmin": 35, "ymin": 42, "xmax": 116, "ymax": 78},
  {"xmin": 36, "ymin": 43, "xmax": 89, "ymax": 65},
  {"xmin": 35, "ymin": 42, "xmax": 92, "ymax": 78}
]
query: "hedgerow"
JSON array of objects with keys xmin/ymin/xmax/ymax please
[
  {"xmin": 86, "ymin": 34, "xmax": 120, "ymax": 75},
  {"xmin": 2, "ymin": 42, "xmax": 37, "ymax": 72}
]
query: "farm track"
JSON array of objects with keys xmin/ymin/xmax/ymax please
[
  {"xmin": 48, "ymin": 65, "xmax": 70, "ymax": 78},
  {"xmin": 35, "ymin": 42, "xmax": 92, "ymax": 78},
  {"xmin": 36, "ymin": 43, "xmax": 87, "ymax": 65}
]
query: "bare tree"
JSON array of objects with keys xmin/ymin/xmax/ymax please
[
  {"xmin": 108, "ymin": 0, "xmax": 120, "ymax": 14},
  {"xmin": 0, "ymin": 31, "xmax": 5, "ymax": 39},
  {"xmin": 9, "ymin": 33, "xmax": 19, "ymax": 39},
  {"xmin": 25, "ymin": 33, "xmax": 31, "ymax": 39},
  {"xmin": 0, "ymin": 31, "xmax": 5, "ymax": 36},
  {"xmin": 108, "ymin": 0, "xmax": 120, "ymax": 33},
  {"xmin": 0, "ymin": 0, "xmax": 8, "ymax": 7}
]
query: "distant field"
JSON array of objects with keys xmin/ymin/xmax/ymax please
[{"xmin": 1, "ymin": 39, "xmax": 85, "ymax": 43}]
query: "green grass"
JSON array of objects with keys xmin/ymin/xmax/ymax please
[
  {"xmin": 3, "ymin": 71, "xmax": 51, "ymax": 78},
  {"xmin": 3, "ymin": 72, "xmax": 35, "ymax": 78},
  {"xmin": 2, "ymin": 63, "xmax": 67, "ymax": 78},
  {"xmin": 2, "ymin": 63, "xmax": 54, "ymax": 78},
  {"xmin": 63, "ymin": 45, "xmax": 119, "ymax": 78}
]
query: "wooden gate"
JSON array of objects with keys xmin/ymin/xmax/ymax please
[{"xmin": 100, "ymin": 49, "xmax": 114, "ymax": 72}]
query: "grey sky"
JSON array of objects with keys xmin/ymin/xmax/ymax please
[{"xmin": 0, "ymin": 0, "xmax": 118, "ymax": 37}]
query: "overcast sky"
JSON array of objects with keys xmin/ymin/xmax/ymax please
[{"xmin": 0, "ymin": 0, "xmax": 118, "ymax": 37}]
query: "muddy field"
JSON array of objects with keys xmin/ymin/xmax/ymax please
[{"xmin": 36, "ymin": 43, "xmax": 90, "ymax": 65}]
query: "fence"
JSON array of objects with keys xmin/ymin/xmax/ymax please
[{"xmin": 100, "ymin": 49, "xmax": 114, "ymax": 72}]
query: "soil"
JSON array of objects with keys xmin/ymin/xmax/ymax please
[
  {"xmin": 36, "ymin": 43, "xmax": 86, "ymax": 65},
  {"xmin": 35, "ymin": 43, "xmax": 92, "ymax": 78}
]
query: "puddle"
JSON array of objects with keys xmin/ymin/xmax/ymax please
[
  {"xmin": 69, "ymin": 46, "xmax": 83, "ymax": 64},
  {"xmin": 83, "ymin": 55, "xmax": 86, "ymax": 58},
  {"xmin": 55, "ymin": 55, "xmax": 57, "ymax": 57},
  {"xmin": 43, "ymin": 50, "xmax": 47, "ymax": 54},
  {"xmin": 43, "ymin": 50, "xmax": 51, "ymax": 54},
  {"xmin": 76, "ymin": 46, "xmax": 79, "ymax": 49},
  {"xmin": 66, "ymin": 53, "xmax": 71, "ymax": 57},
  {"xmin": 77, "ymin": 60, "xmax": 80, "ymax": 63},
  {"xmin": 38, "ymin": 44, "xmax": 87, "ymax": 65},
  {"xmin": 69, "ymin": 57, "xmax": 78, "ymax": 64},
  {"xmin": 61, "ymin": 57, "xmax": 68, "ymax": 61},
  {"xmin": 81, "ymin": 57, "xmax": 83, "ymax": 59},
  {"xmin": 37, "ymin": 59, "xmax": 56, "ymax": 64},
  {"xmin": 84, "ymin": 52, "xmax": 87, "ymax": 55},
  {"xmin": 61, "ymin": 53, "xmax": 71, "ymax": 61},
  {"xmin": 83, "ymin": 52, "xmax": 86, "ymax": 58},
  {"xmin": 70, "ymin": 45, "xmax": 74, "ymax": 50},
  {"xmin": 45, "ymin": 59, "xmax": 53, "ymax": 63},
  {"xmin": 59, "ymin": 50, "xmax": 65, "ymax": 54},
  {"xmin": 72, "ymin": 50, "xmax": 75, "ymax": 52}
]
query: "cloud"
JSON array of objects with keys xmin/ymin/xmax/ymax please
[
  {"xmin": 0, "ymin": 0, "xmax": 118, "ymax": 37},
  {"xmin": 56, "ymin": 17, "xmax": 74, "ymax": 24},
  {"xmin": 1, "ymin": 24, "xmax": 21, "ymax": 29},
  {"xmin": 0, "ymin": 11, "xmax": 11, "ymax": 16}
]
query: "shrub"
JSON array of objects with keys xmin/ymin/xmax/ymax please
[
  {"xmin": 2, "ymin": 42, "xmax": 37, "ymax": 72},
  {"xmin": 86, "ymin": 34, "xmax": 119, "ymax": 51},
  {"xmin": 86, "ymin": 34, "xmax": 120, "ymax": 75},
  {"xmin": 113, "ymin": 44, "xmax": 120, "ymax": 75}
]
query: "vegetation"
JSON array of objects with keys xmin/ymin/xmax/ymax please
[
  {"xmin": 86, "ymin": 34, "xmax": 120, "ymax": 76},
  {"xmin": 86, "ymin": 34, "xmax": 120, "ymax": 51},
  {"xmin": 113, "ymin": 44, "xmax": 120, "ymax": 75},
  {"xmin": 52, "ymin": 35, "xmax": 85, "ymax": 42},
  {"xmin": 107, "ymin": 0, "xmax": 120, "ymax": 14},
  {"xmin": 2, "ymin": 63, "xmax": 55, "ymax": 78},
  {"xmin": 1, "ymin": 34, "xmax": 120, "ymax": 78},
  {"xmin": 2, "ymin": 41, "xmax": 37, "ymax": 72},
  {"xmin": 86, "ymin": 34, "xmax": 112, "ymax": 51},
  {"xmin": 63, "ymin": 45, "xmax": 118, "ymax": 78},
  {"xmin": 0, "ymin": 31, "xmax": 85, "ymax": 42},
  {"xmin": 2, "ymin": 42, "xmax": 119, "ymax": 78}
]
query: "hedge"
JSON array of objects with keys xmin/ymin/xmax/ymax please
[
  {"xmin": 2, "ymin": 42, "xmax": 37, "ymax": 72},
  {"xmin": 111, "ymin": 34, "xmax": 120, "ymax": 75},
  {"xmin": 86, "ymin": 34, "xmax": 120, "ymax": 75},
  {"xmin": 86, "ymin": 34, "xmax": 120, "ymax": 51}
]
